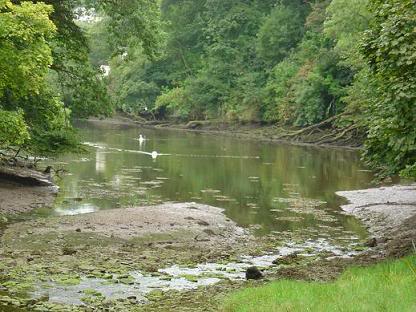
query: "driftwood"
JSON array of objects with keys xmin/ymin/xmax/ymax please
[
  {"xmin": 185, "ymin": 120, "xmax": 211, "ymax": 129},
  {"xmin": 314, "ymin": 125, "xmax": 359, "ymax": 145},
  {"xmin": 0, "ymin": 166, "xmax": 53, "ymax": 186},
  {"xmin": 271, "ymin": 112, "xmax": 364, "ymax": 146},
  {"xmin": 276, "ymin": 113, "xmax": 348, "ymax": 139}
]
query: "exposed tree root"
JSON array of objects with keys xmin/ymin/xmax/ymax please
[
  {"xmin": 276, "ymin": 113, "xmax": 348, "ymax": 139},
  {"xmin": 313, "ymin": 125, "xmax": 359, "ymax": 145},
  {"xmin": 271, "ymin": 113, "xmax": 365, "ymax": 146}
]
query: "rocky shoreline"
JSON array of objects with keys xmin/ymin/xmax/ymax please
[{"xmin": 337, "ymin": 184, "xmax": 416, "ymax": 258}]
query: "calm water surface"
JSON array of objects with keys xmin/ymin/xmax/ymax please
[{"xmin": 46, "ymin": 120, "xmax": 374, "ymax": 238}]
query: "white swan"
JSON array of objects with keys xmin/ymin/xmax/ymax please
[{"xmin": 126, "ymin": 149, "xmax": 170, "ymax": 159}]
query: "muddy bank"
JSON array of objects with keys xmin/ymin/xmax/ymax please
[
  {"xmin": 337, "ymin": 184, "xmax": 416, "ymax": 258},
  {"xmin": 0, "ymin": 199, "xmax": 364, "ymax": 311},
  {"xmin": 0, "ymin": 166, "xmax": 54, "ymax": 187},
  {"xmin": 0, "ymin": 203, "xmax": 256, "ymax": 310},
  {"xmin": 136, "ymin": 119, "xmax": 363, "ymax": 150},
  {"xmin": 91, "ymin": 114, "xmax": 363, "ymax": 149},
  {"xmin": 0, "ymin": 166, "xmax": 57, "ymax": 215},
  {"xmin": 0, "ymin": 180, "xmax": 57, "ymax": 215},
  {"xmin": 85, "ymin": 116, "xmax": 142, "ymax": 128},
  {"xmin": 10, "ymin": 202, "xmax": 250, "ymax": 249}
]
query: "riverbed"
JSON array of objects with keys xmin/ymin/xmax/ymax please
[{"xmin": 0, "ymin": 119, "xmax": 378, "ymax": 311}]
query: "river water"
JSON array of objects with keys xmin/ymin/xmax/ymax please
[{"xmin": 44, "ymin": 119, "xmax": 373, "ymax": 238}]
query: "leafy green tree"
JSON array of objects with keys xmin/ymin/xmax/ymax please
[
  {"xmin": 324, "ymin": 0, "xmax": 371, "ymax": 69},
  {"xmin": 262, "ymin": 1, "xmax": 351, "ymax": 127},
  {"xmin": 256, "ymin": 4, "xmax": 306, "ymax": 66},
  {"xmin": 7, "ymin": 0, "xmax": 163, "ymax": 119},
  {"xmin": 0, "ymin": 110, "xmax": 29, "ymax": 149},
  {"xmin": 0, "ymin": 0, "xmax": 164, "ymax": 161},
  {"xmin": 0, "ymin": 1, "xmax": 55, "ymax": 99},
  {"xmin": 323, "ymin": 0, "xmax": 373, "ymax": 133},
  {"xmin": 0, "ymin": 0, "xmax": 74, "ymax": 158},
  {"xmin": 361, "ymin": 0, "xmax": 416, "ymax": 178}
]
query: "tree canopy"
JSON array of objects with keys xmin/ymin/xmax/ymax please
[
  {"xmin": 361, "ymin": 0, "xmax": 416, "ymax": 178},
  {"xmin": 0, "ymin": 0, "xmax": 162, "ymax": 160}
]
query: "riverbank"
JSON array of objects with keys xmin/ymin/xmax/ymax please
[
  {"xmin": 221, "ymin": 254, "xmax": 416, "ymax": 312},
  {"xmin": 337, "ymin": 184, "xmax": 416, "ymax": 258},
  {"xmin": 91, "ymin": 115, "xmax": 364, "ymax": 150},
  {"xmin": 0, "ymin": 185, "xmax": 415, "ymax": 311},
  {"xmin": 220, "ymin": 184, "xmax": 416, "ymax": 311},
  {"xmin": 0, "ymin": 202, "xmax": 259, "ymax": 311},
  {"xmin": 0, "ymin": 166, "xmax": 57, "ymax": 215}
]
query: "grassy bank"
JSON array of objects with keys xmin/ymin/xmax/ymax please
[{"xmin": 222, "ymin": 255, "xmax": 416, "ymax": 312}]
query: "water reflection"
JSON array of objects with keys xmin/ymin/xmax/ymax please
[
  {"xmin": 95, "ymin": 148, "xmax": 107, "ymax": 173},
  {"xmin": 50, "ymin": 120, "xmax": 374, "ymax": 237},
  {"xmin": 54, "ymin": 203, "xmax": 98, "ymax": 216}
]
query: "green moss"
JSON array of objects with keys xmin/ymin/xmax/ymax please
[
  {"xmin": 82, "ymin": 289, "xmax": 102, "ymax": 296},
  {"xmin": 180, "ymin": 275, "xmax": 199, "ymax": 283},
  {"xmin": 53, "ymin": 275, "xmax": 81, "ymax": 286}
]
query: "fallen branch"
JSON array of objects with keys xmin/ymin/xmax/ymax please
[
  {"xmin": 185, "ymin": 120, "xmax": 211, "ymax": 129},
  {"xmin": 315, "ymin": 125, "xmax": 359, "ymax": 145},
  {"xmin": 276, "ymin": 112, "xmax": 348, "ymax": 139}
]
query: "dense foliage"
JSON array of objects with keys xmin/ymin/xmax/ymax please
[
  {"xmin": 0, "ymin": 0, "xmax": 162, "ymax": 160},
  {"xmin": 0, "ymin": 0, "xmax": 74, "ymax": 158},
  {"xmin": 361, "ymin": 0, "xmax": 416, "ymax": 178}
]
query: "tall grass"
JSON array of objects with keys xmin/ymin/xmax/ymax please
[{"xmin": 222, "ymin": 255, "xmax": 416, "ymax": 312}]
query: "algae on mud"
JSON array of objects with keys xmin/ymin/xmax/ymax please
[{"xmin": 0, "ymin": 201, "xmax": 369, "ymax": 311}]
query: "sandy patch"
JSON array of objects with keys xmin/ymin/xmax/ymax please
[
  {"xmin": 337, "ymin": 184, "xmax": 416, "ymax": 257},
  {"xmin": 16, "ymin": 202, "xmax": 249, "ymax": 247},
  {"xmin": 0, "ymin": 179, "xmax": 57, "ymax": 214}
]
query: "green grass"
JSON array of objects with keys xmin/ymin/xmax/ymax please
[{"xmin": 222, "ymin": 255, "xmax": 416, "ymax": 312}]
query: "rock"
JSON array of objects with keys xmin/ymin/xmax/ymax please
[
  {"xmin": 0, "ymin": 296, "xmax": 12, "ymax": 303},
  {"xmin": 245, "ymin": 266, "xmax": 263, "ymax": 280},
  {"xmin": 197, "ymin": 220, "xmax": 210, "ymax": 226},
  {"xmin": 75, "ymin": 228, "xmax": 82, "ymax": 232},
  {"xmin": 185, "ymin": 120, "xmax": 211, "ymax": 129},
  {"xmin": 202, "ymin": 229, "xmax": 216, "ymax": 236},
  {"xmin": 0, "ymin": 166, "xmax": 54, "ymax": 187},
  {"xmin": 273, "ymin": 253, "xmax": 298, "ymax": 265},
  {"xmin": 365, "ymin": 238, "xmax": 377, "ymax": 248},
  {"xmin": 62, "ymin": 247, "xmax": 77, "ymax": 256}
]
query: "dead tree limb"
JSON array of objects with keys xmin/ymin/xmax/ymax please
[
  {"xmin": 276, "ymin": 112, "xmax": 348, "ymax": 139},
  {"xmin": 315, "ymin": 125, "xmax": 359, "ymax": 145}
]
